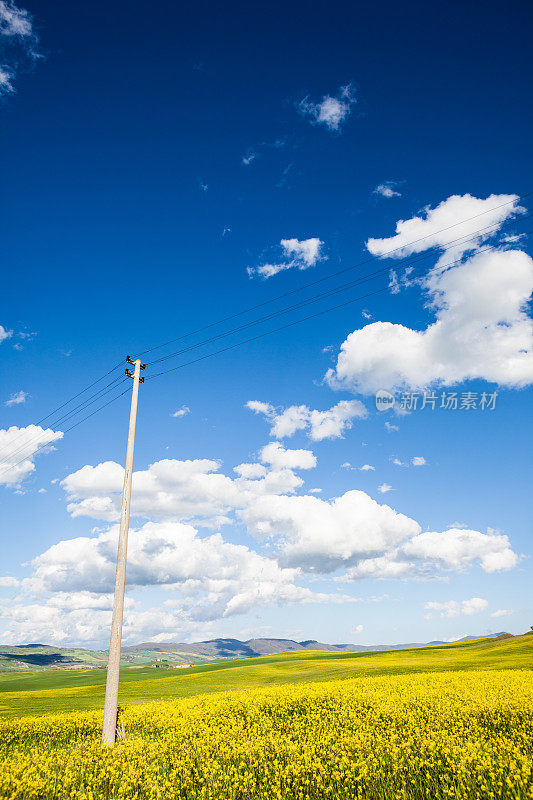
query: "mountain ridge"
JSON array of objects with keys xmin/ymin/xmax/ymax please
[{"xmin": 122, "ymin": 633, "xmax": 508, "ymax": 659}]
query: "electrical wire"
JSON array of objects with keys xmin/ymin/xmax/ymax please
[
  {"xmin": 145, "ymin": 231, "xmax": 533, "ymax": 381},
  {"xmin": 1, "ymin": 198, "xmax": 531, "ymax": 480},
  {"xmin": 0, "ymin": 384, "xmax": 131, "ymax": 483},
  {"xmin": 0, "ymin": 375, "xmax": 128, "ymax": 470},
  {"xmin": 145, "ymin": 215, "xmax": 533, "ymax": 368},
  {"xmin": 134, "ymin": 193, "xmax": 531, "ymax": 359}
]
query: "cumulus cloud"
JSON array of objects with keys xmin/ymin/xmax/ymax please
[
  {"xmin": 60, "ymin": 449, "xmax": 519, "ymax": 587},
  {"xmin": 243, "ymin": 489, "xmax": 420, "ymax": 573},
  {"xmin": 403, "ymin": 528, "xmax": 518, "ymax": 573},
  {"xmin": 337, "ymin": 526, "xmax": 518, "ymax": 582},
  {"xmin": 5, "ymin": 390, "xmax": 29, "ymax": 406},
  {"xmin": 249, "ymin": 237, "xmax": 325, "ymax": 279},
  {"xmin": 326, "ymin": 194, "xmax": 533, "ymax": 393},
  {"xmin": 246, "ymin": 398, "xmax": 366, "ymax": 440},
  {"xmin": 259, "ymin": 442, "xmax": 316, "ymax": 471},
  {"xmin": 424, "ymin": 597, "xmax": 488, "ymax": 618},
  {"xmin": 0, "ymin": 0, "xmax": 39, "ymax": 94},
  {"xmin": 0, "ymin": 425, "xmax": 63, "ymax": 487},
  {"xmin": 60, "ymin": 451, "xmax": 314, "ymax": 525},
  {"xmin": 298, "ymin": 83, "xmax": 356, "ymax": 131},
  {"xmin": 491, "ymin": 608, "xmax": 513, "ymax": 618},
  {"xmin": 2, "ymin": 520, "xmax": 357, "ymax": 644},
  {"xmin": 374, "ymin": 182, "xmax": 401, "ymax": 199},
  {"xmin": 0, "ymin": 589, "xmax": 205, "ymax": 647},
  {"xmin": 411, "ymin": 456, "xmax": 426, "ymax": 466}
]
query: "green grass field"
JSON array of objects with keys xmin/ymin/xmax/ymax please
[{"xmin": 1, "ymin": 632, "xmax": 531, "ymax": 718}]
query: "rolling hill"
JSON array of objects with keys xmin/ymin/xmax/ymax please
[
  {"xmin": 0, "ymin": 632, "xmax": 509, "ymax": 673},
  {"xmin": 0, "ymin": 631, "xmax": 530, "ymax": 718}
]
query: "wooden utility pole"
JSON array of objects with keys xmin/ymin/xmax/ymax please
[{"xmin": 101, "ymin": 356, "xmax": 144, "ymax": 747}]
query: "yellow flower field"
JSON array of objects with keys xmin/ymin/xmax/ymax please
[{"xmin": 1, "ymin": 669, "xmax": 532, "ymax": 800}]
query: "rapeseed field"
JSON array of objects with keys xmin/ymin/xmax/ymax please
[{"xmin": 1, "ymin": 669, "xmax": 531, "ymax": 799}]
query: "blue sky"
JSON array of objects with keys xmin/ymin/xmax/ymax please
[{"xmin": 0, "ymin": 0, "xmax": 532, "ymax": 647}]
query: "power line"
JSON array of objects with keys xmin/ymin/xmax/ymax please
[
  {"xmin": 1, "ymin": 198, "xmax": 531, "ymax": 482},
  {"xmin": 0, "ymin": 360, "xmax": 127, "ymax": 469},
  {"xmin": 145, "ymin": 219, "xmax": 533, "ymax": 369},
  {"xmin": 0, "ymin": 374, "xmax": 128, "ymax": 468},
  {"xmin": 146, "ymin": 236, "xmax": 524, "ymax": 381},
  {"xmin": 0, "ymin": 384, "xmax": 131, "ymax": 483},
  {"xmin": 34, "ymin": 360, "xmax": 126, "ymax": 428},
  {"xmin": 134, "ymin": 193, "xmax": 531, "ymax": 359}
]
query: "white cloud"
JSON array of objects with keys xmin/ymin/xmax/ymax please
[
  {"xmin": 351, "ymin": 624, "xmax": 364, "ymax": 634},
  {"xmin": 246, "ymin": 398, "xmax": 366, "ymax": 440},
  {"xmin": 0, "ymin": 576, "xmax": 19, "ymax": 587},
  {"xmin": 411, "ymin": 456, "xmax": 426, "ymax": 466},
  {"xmin": 0, "ymin": 590, "xmax": 206, "ymax": 647},
  {"xmin": 374, "ymin": 182, "xmax": 401, "ymax": 199},
  {"xmin": 340, "ymin": 556, "xmax": 417, "ymax": 581},
  {"xmin": 4, "ymin": 520, "xmax": 356, "ymax": 644},
  {"xmin": 61, "ymin": 454, "xmax": 309, "ymax": 525},
  {"xmin": 501, "ymin": 233, "xmax": 526, "ymax": 244},
  {"xmin": 359, "ymin": 464, "xmax": 375, "ymax": 471},
  {"xmin": 339, "ymin": 524, "xmax": 518, "ymax": 582},
  {"xmin": 424, "ymin": 597, "xmax": 488, "ymax": 618},
  {"xmin": 250, "ymin": 237, "xmax": 325, "ymax": 279},
  {"xmin": 0, "ymin": 325, "xmax": 13, "ymax": 343},
  {"xmin": 246, "ymin": 400, "xmax": 274, "ymax": 417},
  {"xmin": 243, "ymin": 489, "xmax": 419, "ymax": 573},
  {"xmin": 366, "ymin": 193, "xmax": 522, "ymax": 260},
  {"xmin": 326, "ymin": 194, "xmax": 533, "ymax": 393},
  {"xmin": 0, "ymin": 0, "xmax": 32, "ymax": 36},
  {"xmin": 5, "ymin": 390, "xmax": 29, "ymax": 406},
  {"xmin": 307, "ymin": 401, "xmax": 367, "ymax": 440},
  {"xmin": 242, "ymin": 151, "xmax": 256, "ymax": 166},
  {"xmin": 378, "ymin": 483, "xmax": 393, "ymax": 494},
  {"xmin": 403, "ymin": 529, "xmax": 518, "ymax": 573},
  {"xmin": 491, "ymin": 609, "xmax": 513, "ymax": 618},
  {"xmin": 259, "ymin": 442, "xmax": 316, "ymax": 471},
  {"xmin": 298, "ymin": 83, "xmax": 356, "ymax": 131},
  {"xmin": 171, "ymin": 405, "xmax": 190, "ymax": 418},
  {"xmin": 0, "ymin": 0, "xmax": 38, "ymax": 95},
  {"xmin": 59, "ymin": 454, "xmax": 519, "ymax": 587},
  {"xmin": 385, "ymin": 422, "xmax": 399, "ymax": 432},
  {"xmin": 233, "ymin": 462, "xmax": 267, "ymax": 479},
  {"xmin": 0, "ymin": 425, "xmax": 63, "ymax": 487}
]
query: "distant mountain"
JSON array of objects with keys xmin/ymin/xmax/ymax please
[
  {"xmin": 123, "ymin": 634, "xmax": 504, "ymax": 660},
  {"xmin": 455, "ymin": 632, "xmax": 507, "ymax": 642},
  {"xmin": 1, "ymin": 633, "xmax": 510, "ymax": 672}
]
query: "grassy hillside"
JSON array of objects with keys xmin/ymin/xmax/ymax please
[
  {"xmin": 1, "ymin": 632, "xmax": 531, "ymax": 718},
  {"xmin": 0, "ymin": 644, "xmax": 209, "ymax": 672}
]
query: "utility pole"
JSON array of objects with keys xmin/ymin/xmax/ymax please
[{"xmin": 101, "ymin": 356, "xmax": 145, "ymax": 747}]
